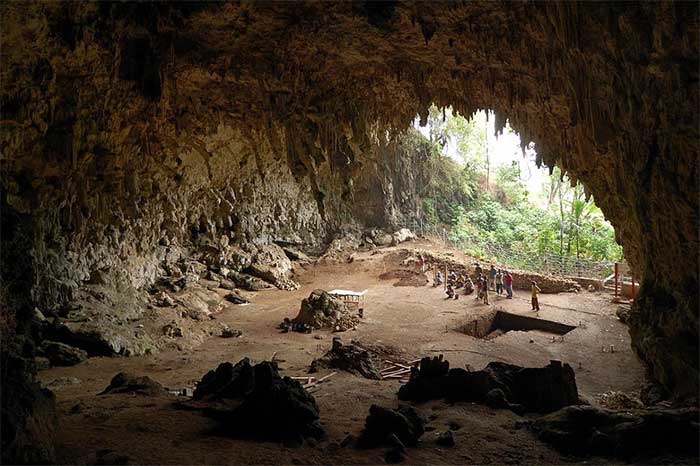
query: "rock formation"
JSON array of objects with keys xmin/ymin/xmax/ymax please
[
  {"xmin": 0, "ymin": 2, "xmax": 698, "ymax": 462},
  {"xmin": 309, "ymin": 338, "xmax": 382, "ymax": 379},
  {"xmin": 398, "ymin": 356, "xmax": 579, "ymax": 415},
  {"xmin": 189, "ymin": 358, "xmax": 325, "ymax": 443}
]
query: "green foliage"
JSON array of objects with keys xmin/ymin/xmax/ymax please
[
  {"xmin": 411, "ymin": 106, "xmax": 623, "ymax": 265},
  {"xmin": 402, "ymin": 127, "xmax": 478, "ymax": 226}
]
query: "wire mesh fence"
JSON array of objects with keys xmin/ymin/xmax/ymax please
[{"xmin": 399, "ymin": 219, "xmax": 616, "ymax": 280}]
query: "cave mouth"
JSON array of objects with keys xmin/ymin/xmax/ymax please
[{"xmin": 457, "ymin": 310, "xmax": 576, "ymax": 340}]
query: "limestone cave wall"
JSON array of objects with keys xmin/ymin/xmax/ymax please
[{"xmin": 1, "ymin": 0, "xmax": 698, "ymax": 412}]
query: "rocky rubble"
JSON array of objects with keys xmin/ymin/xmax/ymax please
[
  {"xmin": 309, "ymin": 337, "xmax": 381, "ymax": 379},
  {"xmin": 398, "ymin": 356, "xmax": 579, "ymax": 414},
  {"xmin": 293, "ymin": 290, "xmax": 359, "ymax": 331},
  {"xmin": 189, "ymin": 358, "xmax": 325, "ymax": 443}
]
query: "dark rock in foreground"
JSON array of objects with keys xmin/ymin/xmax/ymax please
[
  {"xmin": 191, "ymin": 358, "xmax": 325, "ymax": 442},
  {"xmin": 100, "ymin": 373, "xmax": 167, "ymax": 396},
  {"xmin": 398, "ymin": 356, "xmax": 578, "ymax": 414},
  {"xmin": 357, "ymin": 404, "xmax": 425, "ymax": 448},
  {"xmin": 309, "ymin": 338, "xmax": 381, "ymax": 379},
  {"xmin": 530, "ymin": 405, "xmax": 700, "ymax": 461}
]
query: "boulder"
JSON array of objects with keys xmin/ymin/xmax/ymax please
[
  {"xmin": 309, "ymin": 339, "xmax": 381, "ymax": 379},
  {"xmin": 248, "ymin": 244, "xmax": 296, "ymax": 289},
  {"xmin": 162, "ymin": 322, "xmax": 184, "ymax": 337},
  {"xmin": 435, "ymin": 430, "xmax": 455, "ymax": 447},
  {"xmin": 616, "ymin": 305, "xmax": 631, "ymax": 324},
  {"xmin": 38, "ymin": 341, "xmax": 87, "ymax": 367},
  {"xmin": 228, "ymin": 271, "xmax": 273, "ymax": 291},
  {"xmin": 281, "ymin": 246, "xmax": 312, "ymax": 264},
  {"xmin": 293, "ymin": 289, "xmax": 359, "ymax": 331},
  {"xmin": 392, "ymin": 228, "xmax": 416, "ymax": 245},
  {"xmin": 530, "ymin": 405, "xmax": 700, "ymax": 460},
  {"xmin": 224, "ymin": 292, "xmax": 249, "ymax": 305},
  {"xmin": 357, "ymin": 404, "xmax": 425, "ymax": 448},
  {"xmin": 156, "ymin": 291, "xmax": 175, "ymax": 307},
  {"xmin": 100, "ymin": 372, "xmax": 167, "ymax": 396},
  {"xmin": 218, "ymin": 278, "xmax": 235, "ymax": 290},
  {"xmin": 220, "ymin": 326, "xmax": 242, "ymax": 338},
  {"xmin": 398, "ymin": 357, "xmax": 579, "ymax": 414}
]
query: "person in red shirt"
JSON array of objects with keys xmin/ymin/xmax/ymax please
[{"xmin": 504, "ymin": 271, "xmax": 513, "ymax": 299}]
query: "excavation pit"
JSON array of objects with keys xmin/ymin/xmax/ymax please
[{"xmin": 457, "ymin": 310, "xmax": 576, "ymax": 340}]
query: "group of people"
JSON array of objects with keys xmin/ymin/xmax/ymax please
[
  {"xmin": 439, "ymin": 270, "xmax": 475, "ymax": 300},
  {"xmin": 432, "ymin": 259, "xmax": 542, "ymax": 311},
  {"xmin": 474, "ymin": 263, "xmax": 514, "ymax": 302}
]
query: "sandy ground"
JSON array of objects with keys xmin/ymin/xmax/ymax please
[{"xmin": 39, "ymin": 241, "xmax": 646, "ymax": 465}]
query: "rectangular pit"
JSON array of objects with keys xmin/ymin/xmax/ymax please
[{"xmin": 457, "ymin": 310, "xmax": 576, "ymax": 340}]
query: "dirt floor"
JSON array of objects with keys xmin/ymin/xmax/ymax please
[{"xmin": 39, "ymin": 240, "xmax": 648, "ymax": 465}]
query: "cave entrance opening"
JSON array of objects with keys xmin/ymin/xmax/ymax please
[{"xmin": 410, "ymin": 105, "xmax": 624, "ymax": 282}]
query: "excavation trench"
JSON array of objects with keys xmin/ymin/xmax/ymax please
[{"xmin": 457, "ymin": 310, "xmax": 576, "ymax": 340}]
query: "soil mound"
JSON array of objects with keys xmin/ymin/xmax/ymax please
[
  {"xmin": 293, "ymin": 289, "xmax": 359, "ymax": 331},
  {"xmin": 379, "ymin": 269, "xmax": 429, "ymax": 287}
]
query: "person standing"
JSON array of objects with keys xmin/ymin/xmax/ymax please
[
  {"xmin": 482, "ymin": 275, "xmax": 490, "ymax": 305},
  {"xmin": 474, "ymin": 262, "xmax": 482, "ymax": 278},
  {"xmin": 531, "ymin": 280, "xmax": 541, "ymax": 311},
  {"xmin": 504, "ymin": 271, "xmax": 513, "ymax": 299},
  {"xmin": 495, "ymin": 269, "xmax": 503, "ymax": 295},
  {"xmin": 476, "ymin": 273, "xmax": 483, "ymax": 300},
  {"xmin": 489, "ymin": 265, "xmax": 497, "ymax": 291}
]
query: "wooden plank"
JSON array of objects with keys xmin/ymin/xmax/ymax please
[
  {"xmin": 382, "ymin": 373, "xmax": 409, "ymax": 379},
  {"xmin": 383, "ymin": 360, "xmax": 411, "ymax": 370},
  {"xmin": 317, "ymin": 372, "xmax": 336, "ymax": 384},
  {"xmin": 380, "ymin": 365, "xmax": 401, "ymax": 374},
  {"xmin": 381, "ymin": 368, "xmax": 411, "ymax": 378}
]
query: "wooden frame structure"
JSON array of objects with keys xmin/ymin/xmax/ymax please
[{"xmin": 327, "ymin": 289, "xmax": 367, "ymax": 307}]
